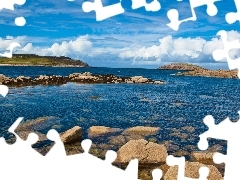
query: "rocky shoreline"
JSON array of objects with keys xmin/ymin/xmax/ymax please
[
  {"xmin": 0, "ymin": 72, "xmax": 164, "ymax": 87},
  {"xmin": 175, "ymin": 69, "xmax": 238, "ymax": 79},
  {"xmin": 158, "ymin": 63, "xmax": 207, "ymax": 71},
  {"xmin": 13, "ymin": 119, "xmax": 224, "ymax": 180},
  {"xmin": 158, "ymin": 63, "xmax": 238, "ymax": 79}
]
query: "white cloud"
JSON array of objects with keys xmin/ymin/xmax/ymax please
[
  {"xmin": 2, "ymin": 30, "xmax": 240, "ymax": 67},
  {"xmin": 117, "ymin": 31, "xmax": 240, "ymax": 65}
]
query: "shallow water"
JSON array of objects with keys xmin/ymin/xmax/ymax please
[{"xmin": 0, "ymin": 66, "xmax": 239, "ymax": 153}]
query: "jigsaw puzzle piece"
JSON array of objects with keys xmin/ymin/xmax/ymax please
[
  {"xmin": 82, "ymin": 0, "xmax": 124, "ymax": 21},
  {"xmin": 45, "ymin": 129, "xmax": 66, "ymax": 157},
  {"xmin": 152, "ymin": 168, "xmax": 163, "ymax": 180},
  {"xmin": 61, "ymin": 139, "xmax": 138, "ymax": 180},
  {"xmin": 0, "ymin": 85, "xmax": 9, "ymax": 98},
  {"xmin": 131, "ymin": 0, "xmax": 161, "ymax": 12},
  {"xmin": 225, "ymin": 0, "xmax": 240, "ymax": 24},
  {"xmin": 212, "ymin": 30, "xmax": 240, "ymax": 78},
  {"xmin": 0, "ymin": 42, "xmax": 21, "ymax": 58},
  {"xmin": 198, "ymin": 113, "xmax": 240, "ymax": 180},
  {"xmin": 0, "ymin": 0, "xmax": 26, "ymax": 10},
  {"xmin": 167, "ymin": 0, "xmax": 219, "ymax": 31},
  {"xmin": 166, "ymin": 155, "xmax": 209, "ymax": 180}
]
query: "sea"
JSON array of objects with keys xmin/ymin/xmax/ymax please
[{"xmin": 0, "ymin": 66, "xmax": 239, "ymax": 154}]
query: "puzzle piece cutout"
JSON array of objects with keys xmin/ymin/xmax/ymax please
[
  {"xmin": 0, "ymin": 85, "xmax": 9, "ymax": 97},
  {"xmin": 212, "ymin": 30, "xmax": 240, "ymax": 78},
  {"xmin": 0, "ymin": 117, "xmax": 139, "ymax": 180},
  {"xmin": 166, "ymin": 155, "xmax": 209, "ymax": 180},
  {"xmin": 0, "ymin": 0, "xmax": 26, "ymax": 26},
  {"xmin": 0, "ymin": 42, "xmax": 21, "ymax": 58},
  {"xmin": 152, "ymin": 168, "xmax": 163, "ymax": 180},
  {"xmin": 198, "ymin": 112, "xmax": 240, "ymax": 180},
  {"xmin": 225, "ymin": 0, "xmax": 240, "ymax": 24},
  {"xmin": 0, "ymin": 0, "xmax": 25, "ymax": 11},
  {"xmin": 131, "ymin": 0, "xmax": 161, "ymax": 12},
  {"xmin": 82, "ymin": 0, "xmax": 124, "ymax": 21},
  {"xmin": 167, "ymin": 0, "xmax": 219, "ymax": 31}
]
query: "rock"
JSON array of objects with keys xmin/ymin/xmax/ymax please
[
  {"xmin": 131, "ymin": 76, "xmax": 143, "ymax": 82},
  {"xmin": 115, "ymin": 139, "xmax": 167, "ymax": 165},
  {"xmin": 191, "ymin": 152, "xmax": 215, "ymax": 165},
  {"xmin": 123, "ymin": 126, "xmax": 160, "ymax": 136},
  {"xmin": 60, "ymin": 126, "xmax": 82, "ymax": 144},
  {"xmin": 176, "ymin": 69, "xmax": 238, "ymax": 79},
  {"xmin": 0, "ymin": 73, "xmax": 165, "ymax": 87},
  {"xmin": 137, "ymin": 77, "xmax": 149, "ymax": 83},
  {"xmin": 163, "ymin": 161, "xmax": 223, "ymax": 180},
  {"xmin": 108, "ymin": 135, "xmax": 127, "ymax": 146},
  {"xmin": 88, "ymin": 126, "xmax": 122, "ymax": 137},
  {"xmin": 14, "ymin": 130, "xmax": 47, "ymax": 142}
]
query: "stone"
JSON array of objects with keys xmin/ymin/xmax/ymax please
[
  {"xmin": 88, "ymin": 126, "xmax": 122, "ymax": 137},
  {"xmin": 108, "ymin": 135, "xmax": 127, "ymax": 145},
  {"xmin": 123, "ymin": 126, "xmax": 160, "ymax": 136},
  {"xmin": 191, "ymin": 152, "xmax": 215, "ymax": 165},
  {"xmin": 60, "ymin": 126, "xmax": 82, "ymax": 144},
  {"xmin": 115, "ymin": 139, "xmax": 167, "ymax": 165}
]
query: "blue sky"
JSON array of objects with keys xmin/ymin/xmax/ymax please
[{"xmin": 0, "ymin": 0, "xmax": 240, "ymax": 68}]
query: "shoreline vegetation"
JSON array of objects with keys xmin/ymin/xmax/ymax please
[{"xmin": 158, "ymin": 63, "xmax": 238, "ymax": 79}]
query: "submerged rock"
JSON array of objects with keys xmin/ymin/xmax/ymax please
[
  {"xmin": 123, "ymin": 126, "xmax": 160, "ymax": 136},
  {"xmin": 88, "ymin": 126, "xmax": 122, "ymax": 137}
]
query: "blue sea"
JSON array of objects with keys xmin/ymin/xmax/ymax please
[{"xmin": 0, "ymin": 66, "xmax": 239, "ymax": 153}]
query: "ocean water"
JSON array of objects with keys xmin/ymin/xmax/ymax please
[{"xmin": 0, "ymin": 66, "xmax": 239, "ymax": 153}]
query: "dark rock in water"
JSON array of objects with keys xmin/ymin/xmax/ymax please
[{"xmin": 0, "ymin": 72, "xmax": 165, "ymax": 87}]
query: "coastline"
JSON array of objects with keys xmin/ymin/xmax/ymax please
[{"xmin": 0, "ymin": 64, "xmax": 88, "ymax": 67}]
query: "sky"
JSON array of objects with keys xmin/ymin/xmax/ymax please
[{"xmin": 0, "ymin": 0, "xmax": 240, "ymax": 69}]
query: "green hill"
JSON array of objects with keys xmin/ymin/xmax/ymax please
[{"xmin": 0, "ymin": 54, "xmax": 89, "ymax": 67}]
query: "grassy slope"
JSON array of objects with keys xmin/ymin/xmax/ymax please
[{"xmin": 0, "ymin": 54, "xmax": 89, "ymax": 66}]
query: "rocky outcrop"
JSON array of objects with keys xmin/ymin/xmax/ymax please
[
  {"xmin": 88, "ymin": 126, "xmax": 122, "ymax": 137},
  {"xmin": 158, "ymin": 63, "xmax": 207, "ymax": 71},
  {"xmin": 115, "ymin": 139, "xmax": 167, "ymax": 165},
  {"xmin": 0, "ymin": 73, "xmax": 164, "ymax": 87},
  {"xmin": 176, "ymin": 69, "xmax": 238, "ymax": 79},
  {"xmin": 123, "ymin": 126, "xmax": 160, "ymax": 136},
  {"xmin": 163, "ymin": 161, "xmax": 223, "ymax": 180},
  {"xmin": 60, "ymin": 126, "xmax": 82, "ymax": 144}
]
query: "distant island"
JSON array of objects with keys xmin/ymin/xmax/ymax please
[
  {"xmin": 158, "ymin": 63, "xmax": 207, "ymax": 71},
  {"xmin": 0, "ymin": 54, "xmax": 89, "ymax": 67},
  {"xmin": 158, "ymin": 63, "xmax": 238, "ymax": 79}
]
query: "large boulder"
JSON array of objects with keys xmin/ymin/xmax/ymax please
[
  {"xmin": 115, "ymin": 139, "xmax": 167, "ymax": 165},
  {"xmin": 60, "ymin": 126, "xmax": 82, "ymax": 144},
  {"xmin": 164, "ymin": 161, "xmax": 223, "ymax": 180},
  {"xmin": 123, "ymin": 126, "xmax": 160, "ymax": 136},
  {"xmin": 88, "ymin": 126, "xmax": 122, "ymax": 137}
]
